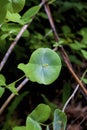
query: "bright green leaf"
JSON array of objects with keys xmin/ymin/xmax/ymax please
[
  {"xmin": 18, "ymin": 48, "xmax": 62, "ymax": 85},
  {"xmin": 13, "ymin": 126, "xmax": 26, "ymax": 130},
  {"xmin": 8, "ymin": 0, "xmax": 25, "ymax": 13},
  {"xmin": 21, "ymin": 5, "xmax": 41, "ymax": 24},
  {"xmin": 81, "ymin": 50, "xmax": 87, "ymax": 60},
  {"xmin": 6, "ymin": 11, "xmax": 21, "ymax": 23},
  {"xmin": 29, "ymin": 104, "xmax": 51, "ymax": 123},
  {"xmin": 53, "ymin": 109, "xmax": 67, "ymax": 130},
  {"xmin": 7, "ymin": 82, "xmax": 18, "ymax": 95},
  {"xmin": 0, "ymin": 74, "xmax": 6, "ymax": 86},
  {"xmin": 0, "ymin": 87, "xmax": 5, "ymax": 97},
  {"xmin": 26, "ymin": 117, "xmax": 42, "ymax": 130}
]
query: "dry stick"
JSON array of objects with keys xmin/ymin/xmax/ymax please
[
  {"xmin": 0, "ymin": 78, "xmax": 29, "ymax": 115},
  {"xmin": 42, "ymin": 0, "xmax": 87, "ymax": 95}
]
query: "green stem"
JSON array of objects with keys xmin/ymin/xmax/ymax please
[{"xmin": 6, "ymin": 75, "xmax": 26, "ymax": 87}]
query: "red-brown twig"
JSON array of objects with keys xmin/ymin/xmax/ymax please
[{"xmin": 42, "ymin": 0, "xmax": 87, "ymax": 95}]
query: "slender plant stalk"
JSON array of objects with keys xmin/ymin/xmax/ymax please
[
  {"xmin": 62, "ymin": 69, "xmax": 87, "ymax": 112},
  {"xmin": 62, "ymin": 84, "xmax": 79, "ymax": 112},
  {"xmin": 0, "ymin": 78, "xmax": 29, "ymax": 115},
  {"xmin": 42, "ymin": 0, "xmax": 87, "ymax": 95}
]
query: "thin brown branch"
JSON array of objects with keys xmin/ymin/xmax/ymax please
[
  {"xmin": 42, "ymin": 0, "xmax": 87, "ymax": 95},
  {"xmin": 0, "ymin": 78, "xmax": 29, "ymax": 115}
]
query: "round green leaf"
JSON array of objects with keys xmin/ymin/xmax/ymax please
[
  {"xmin": 29, "ymin": 104, "xmax": 51, "ymax": 123},
  {"xmin": 18, "ymin": 48, "xmax": 62, "ymax": 85},
  {"xmin": 8, "ymin": 0, "xmax": 25, "ymax": 13},
  {"xmin": 53, "ymin": 109, "xmax": 67, "ymax": 130}
]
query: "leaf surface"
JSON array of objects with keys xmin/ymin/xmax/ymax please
[{"xmin": 18, "ymin": 48, "xmax": 62, "ymax": 85}]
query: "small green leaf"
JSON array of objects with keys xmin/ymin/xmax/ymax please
[
  {"xmin": 79, "ymin": 28, "xmax": 87, "ymax": 44},
  {"xmin": 53, "ymin": 109, "xmax": 67, "ymax": 130},
  {"xmin": 0, "ymin": 74, "xmax": 6, "ymax": 86},
  {"xmin": 13, "ymin": 126, "xmax": 26, "ymax": 130},
  {"xmin": 7, "ymin": 82, "xmax": 18, "ymax": 95},
  {"xmin": 0, "ymin": 33, "xmax": 10, "ymax": 40},
  {"xmin": 21, "ymin": 5, "xmax": 41, "ymax": 24},
  {"xmin": 1, "ymin": 23, "xmax": 29, "ymax": 38},
  {"xmin": 0, "ymin": 87, "xmax": 5, "ymax": 97},
  {"xmin": 26, "ymin": 117, "xmax": 42, "ymax": 130},
  {"xmin": 81, "ymin": 50, "xmax": 87, "ymax": 60},
  {"xmin": 18, "ymin": 48, "xmax": 62, "ymax": 85},
  {"xmin": 8, "ymin": 0, "xmax": 25, "ymax": 13},
  {"xmin": 29, "ymin": 104, "xmax": 51, "ymax": 123},
  {"xmin": 69, "ymin": 41, "xmax": 86, "ymax": 50},
  {"xmin": 6, "ymin": 11, "xmax": 21, "ymax": 23},
  {"xmin": 81, "ymin": 78, "xmax": 87, "ymax": 84}
]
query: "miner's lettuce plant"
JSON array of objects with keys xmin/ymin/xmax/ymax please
[{"xmin": 13, "ymin": 104, "xmax": 67, "ymax": 130}]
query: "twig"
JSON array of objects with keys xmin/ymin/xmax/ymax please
[
  {"xmin": 42, "ymin": 0, "xmax": 87, "ymax": 95},
  {"xmin": 0, "ymin": 24, "xmax": 29, "ymax": 71},
  {"xmin": 62, "ymin": 84, "xmax": 79, "ymax": 112},
  {"xmin": 0, "ymin": 78, "xmax": 29, "ymax": 115}
]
